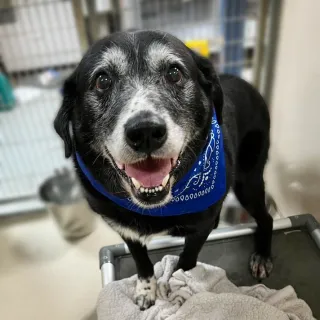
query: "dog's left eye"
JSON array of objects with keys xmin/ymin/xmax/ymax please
[
  {"xmin": 166, "ymin": 67, "xmax": 182, "ymax": 83},
  {"xmin": 96, "ymin": 74, "xmax": 112, "ymax": 91}
]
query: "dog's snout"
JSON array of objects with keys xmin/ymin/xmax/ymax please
[{"xmin": 125, "ymin": 113, "xmax": 167, "ymax": 153}]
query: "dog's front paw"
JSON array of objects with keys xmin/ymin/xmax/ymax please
[
  {"xmin": 135, "ymin": 276, "xmax": 157, "ymax": 310},
  {"xmin": 250, "ymin": 252, "xmax": 273, "ymax": 279},
  {"xmin": 175, "ymin": 257, "xmax": 196, "ymax": 272}
]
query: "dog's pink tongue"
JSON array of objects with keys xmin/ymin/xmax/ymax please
[{"xmin": 125, "ymin": 158, "xmax": 172, "ymax": 188}]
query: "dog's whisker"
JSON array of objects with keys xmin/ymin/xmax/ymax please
[
  {"xmin": 92, "ymin": 152, "xmax": 103, "ymax": 165},
  {"xmin": 185, "ymin": 145, "xmax": 197, "ymax": 159}
]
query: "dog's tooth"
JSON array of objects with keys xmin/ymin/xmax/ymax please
[
  {"xmin": 161, "ymin": 174, "xmax": 170, "ymax": 187},
  {"xmin": 116, "ymin": 161, "xmax": 124, "ymax": 170},
  {"xmin": 131, "ymin": 178, "xmax": 141, "ymax": 189},
  {"xmin": 158, "ymin": 186, "xmax": 163, "ymax": 192},
  {"xmin": 140, "ymin": 187, "xmax": 145, "ymax": 193},
  {"xmin": 155, "ymin": 187, "xmax": 159, "ymax": 192}
]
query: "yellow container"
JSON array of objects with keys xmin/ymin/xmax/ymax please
[{"xmin": 185, "ymin": 40, "xmax": 210, "ymax": 58}]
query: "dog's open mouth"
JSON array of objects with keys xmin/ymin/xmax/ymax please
[{"xmin": 116, "ymin": 157, "xmax": 179, "ymax": 203}]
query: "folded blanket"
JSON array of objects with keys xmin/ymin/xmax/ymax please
[{"xmin": 97, "ymin": 255, "xmax": 315, "ymax": 320}]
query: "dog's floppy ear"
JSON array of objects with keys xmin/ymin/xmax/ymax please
[
  {"xmin": 189, "ymin": 49, "xmax": 224, "ymax": 124},
  {"xmin": 54, "ymin": 71, "xmax": 77, "ymax": 158}
]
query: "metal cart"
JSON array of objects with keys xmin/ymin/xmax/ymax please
[{"xmin": 100, "ymin": 214, "xmax": 320, "ymax": 318}]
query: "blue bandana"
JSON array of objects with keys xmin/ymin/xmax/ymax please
[{"xmin": 76, "ymin": 113, "xmax": 226, "ymax": 217}]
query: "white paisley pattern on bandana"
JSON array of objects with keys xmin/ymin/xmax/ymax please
[{"xmin": 172, "ymin": 117, "xmax": 221, "ymax": 202}]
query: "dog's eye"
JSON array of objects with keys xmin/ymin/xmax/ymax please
[
  {"xmin": 166, "ymin": 67, "xmax": 182, "ymax": 83},
  {"xmin": 96, "ymin": 74, "xmax": 112, "ymax": 90}
]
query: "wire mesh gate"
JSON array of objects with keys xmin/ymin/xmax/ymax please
[
  {"xmin": 0, "ymin": 0, "xmax": 82, "ymax": 208},
  {"xmin": 0, "ymin": 0, "xmax": 260, "ymax": 214}
]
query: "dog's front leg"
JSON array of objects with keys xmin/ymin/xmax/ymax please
[
  {"xmin": 176, "ymin": 228, "xmax": 212, "ymax": 271},
  {"xmin": 124, "ymin": 239, "xmax": 156, "ymax": 310}
]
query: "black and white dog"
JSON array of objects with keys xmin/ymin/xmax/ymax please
[{"xmin": 54, "ymin": 30, "xmax": 273, "ymax": 309}]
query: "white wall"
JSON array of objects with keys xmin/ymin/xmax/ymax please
[{"xmin": 267, "ymin": 0, "xmax": 320, "ymax": 217}]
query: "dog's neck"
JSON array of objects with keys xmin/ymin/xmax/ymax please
[{"xmin": 76, "ymin": 113, "xmax": 226, "ymax": 216}]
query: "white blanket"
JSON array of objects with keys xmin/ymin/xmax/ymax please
[{"xmin": 97, "ymin": 255, "xmax": 315, "ymax": 320}]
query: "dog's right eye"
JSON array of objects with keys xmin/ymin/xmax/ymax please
[
  {"xmin": 166, "ymin": 66, "xmax": 182, "ymax": 83},
  {"xmin": 96, "ymin": 74, "xmax": 112, "ymax": 91}
]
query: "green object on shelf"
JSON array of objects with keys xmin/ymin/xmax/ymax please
[{"xmin": 0, "ymin": 72, "xmax": 15, "ymax": 112}]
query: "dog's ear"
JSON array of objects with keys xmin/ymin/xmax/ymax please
[
  {"xmin": 189, "ymin": 49, "xmax": 224, "ymax": 124},
  {"xmin": 54, "ymin": 72, "xmax": 77, "ymax": 158}
]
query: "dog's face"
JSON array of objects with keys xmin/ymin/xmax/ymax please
[{"xmin": 55, "ymin": 31, "xmax": 223, "ymax": 208}]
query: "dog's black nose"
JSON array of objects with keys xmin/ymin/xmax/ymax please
[{"xmin": 125, "ymin": 112, "xmax": 167, "ymax": 153}]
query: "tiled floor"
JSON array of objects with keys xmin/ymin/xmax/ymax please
[{"xmin": 0, "ymin": 211, "xmax": 122, "ymax": 320}]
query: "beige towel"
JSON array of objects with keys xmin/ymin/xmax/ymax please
[{"xmin": 97, "ymin": 255, "xmax": 315, "ymax": 320}]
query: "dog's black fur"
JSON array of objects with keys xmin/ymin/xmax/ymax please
[{"xmin": 54, "ymin": 30, "xmax": 273, "ymax": 309}]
